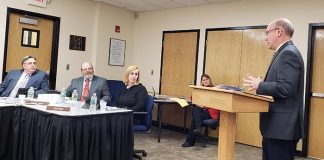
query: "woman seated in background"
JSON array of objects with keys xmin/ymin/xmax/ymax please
[
  {"xmin": 182, "ymin": 74, "xmax": 220, "ymax": 147},
  {"xmin": 114, "ymin": 65, "xmax": 148, "ymax": 113}
]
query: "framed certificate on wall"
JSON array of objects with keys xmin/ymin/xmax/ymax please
[
  {"xmin": 69, "ymin": 35, "xmax": 86, "ymax": 51},
  {"xmin": 109, "ymin": 38, "xmax": 126, "ymax": 66}
]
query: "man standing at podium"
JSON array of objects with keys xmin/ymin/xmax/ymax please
[{"xmin": 243, "ymin": 18, "xmax": 304, "ymax": 160}]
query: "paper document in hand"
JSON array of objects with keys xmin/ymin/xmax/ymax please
[{"xmin": 169, "ymin": 98, "xmax": 189, "ymax": 107}]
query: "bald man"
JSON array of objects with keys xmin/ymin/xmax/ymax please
[
  {"xmin": 243, "ymin": 18, "xmax": 304, "ymax": 160},
  {"xmin": 66, "ymin": 62, "xmax": 111, "ymax": 104}
]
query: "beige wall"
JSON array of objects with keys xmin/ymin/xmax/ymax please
[
  {"xmin": 94, "ymin": 4, "xmax": 135, "ymax": 80},
  {"xmin": 133, "ymin": 0, "xmax": 324, "ymax": 93},
  {"xmin": 0, "ymin": 0, "xmax": 134, "ymax": 89},
  {"xmin": 1, "ymin": 0, "xmax": 324, "ymax": 92}
]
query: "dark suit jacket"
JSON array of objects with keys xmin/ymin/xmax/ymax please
[
  {"xmin": 66, "ymin": 75, "xmax": 111, "ymax": 103},
  {"xmin": 0, "ymin": 69, "xmax": 49, "ymax": 97},
  {"xmin": 257, "ymin": 41, "xmax": 304, "ymax": 140}
]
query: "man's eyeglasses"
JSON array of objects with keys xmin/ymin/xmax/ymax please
[
  {"xmin": 24, "ymin": 62, "xmax": 37, "ymax": 65},
  {"xmin": 81, "ymin": 67, "xmax": 93, "ymax": 71},
  {"xmin": 265, "ymin": 27, "xmax": 279, "ymax": 36}
]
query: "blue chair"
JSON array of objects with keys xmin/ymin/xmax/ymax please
[
  {"xmin": 106, "ymin": 80, "xmax": 124, "ymax": 105},
  {"xmin": 133, "ymin": 95, "xmax": 154, "ymax": 159}
]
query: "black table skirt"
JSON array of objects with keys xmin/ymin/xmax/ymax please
[
  {"xmin": 1, "ymin": 106, "xmax": 133, "ymax": 160},
  {"xmin": 0, "ymin": 106, "xmax": 15, "ymax": 160}
]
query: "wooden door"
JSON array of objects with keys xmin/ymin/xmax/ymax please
[
  {"xmin": 6, "ymin": 13, "xmax": 52, "ymax": 73},
  {"xmin": 205, "ymin": 30, "xmax": 243, "ymax": 86},
  {"xmin": 160, "ymin": 31, "xmax": 198, "ymax": 97},
  {"xmin": 308, "ymin": 28, "xmax": 324, "ymax": 159},
  {"xmin": 159, "ymin": 31, "xmax": 198, "ymax": 127},
  {"xmin": 236, "ymin": 29, "xmax": 273, "ymax": 147},
  {"xmin": 3, "ymin": 8, "xmax": 60, "ymax": 89}
]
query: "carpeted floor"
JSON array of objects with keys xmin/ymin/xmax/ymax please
[{"xmin": 134, "ymin": 127, "xmax": 316, "ymax": 160}]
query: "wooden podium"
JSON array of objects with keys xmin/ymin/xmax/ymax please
[{"xmin": 189, "ymin": 85, "xmax": 273, "ymax": 160}]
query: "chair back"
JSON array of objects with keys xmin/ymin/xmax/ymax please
[
  {"xmin": 106, "ymin": 80, "xmax": 124, "ymax": 105},
  {"xmin": 133, "ymin": 95, "xmax": 154, "ymax": 132}
]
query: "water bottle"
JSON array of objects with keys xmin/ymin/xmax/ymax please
[
  {"xmin": 60, "ymin": 88, "xmax": 66, "ymax": 104},
  {"xmin": 89, "ymin": 93, "xmax": 97, "ymax": 111},
  {"xmin": 71, "ymin": 89, "xmax": 78, "ymax": 101},
  {"xmin": 27, "ymin": 87, "xmax": 34, "ymax": 98}
]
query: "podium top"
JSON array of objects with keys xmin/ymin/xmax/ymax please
[
  {"xmin": 189, "ymin": 85, "xmax": 273, "ymax": 113},
  {"xmin": 189, "ymin": 85, "xmax": 273, "ymax": 102}
]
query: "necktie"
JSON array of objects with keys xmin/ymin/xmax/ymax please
[
  {"xmin": 10, "ymin": 74, "xmax": 30, "ymax": 97},
  {"xmin": 81, "ymin": 79, "xmax": 90, "ymax": 102}
]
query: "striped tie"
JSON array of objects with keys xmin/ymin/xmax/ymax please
[{"xmin": 81, "ymin": 79, "xmax": 90, "ymax": 102}]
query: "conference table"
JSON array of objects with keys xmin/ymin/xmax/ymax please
[{"xmin": 0, "ymin": 99, "xmax": 133, "ymax": 160}]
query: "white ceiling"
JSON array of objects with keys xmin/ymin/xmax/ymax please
[{"xmin": 93, "ymin": 0, "xmax": 240, "ymax": 12}]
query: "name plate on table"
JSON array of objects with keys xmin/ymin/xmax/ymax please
[
  {"xmin": 46, "ymin": 105, "xmax": 71, "ymax": 112},
  {"xmin": 24, "ymin": 99, "xmax": 50, "ymax": 105}
]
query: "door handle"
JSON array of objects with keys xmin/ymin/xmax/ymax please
[{"xmin": 312, "ymin": 92, "xmax": 324, "ymax": 98}]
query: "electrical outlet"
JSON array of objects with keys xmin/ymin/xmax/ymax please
[
  {"xmin": 66, "ymin": 64, "xmax": 70, "ymax": 70},
  {"xmin": 151, "ymin": 69, "xmax": 154, "ymax": 75}
]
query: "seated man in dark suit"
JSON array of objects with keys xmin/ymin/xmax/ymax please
[
  {"xmin": 0, "ymin": 55, "xmax": 49, "ymax": 97},
  {"xmin": 66, "ymin": 62, "xmax": 111, "ymax": 104}
]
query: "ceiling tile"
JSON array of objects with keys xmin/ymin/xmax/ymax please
[
  {"xmin": 172, "ymin": 0, "xmax": 210, "ymax": 6},
  {"xmin": 118, "ymin": 0, "xmax": 162, "ymax": 10},
  {"xmin": 92, "ymin": 0, "xmax": 241, "ymax": 12},
  {"xmin": 95, "ymin": 0, "xmax": 128, "ymax": 8},
  {"xmin": 207, "ymin": 0, "xmax": 239, "ymax": 3},
  {"xmin": 142, "ymin": 0, "xmax": 185, "ymax": 9}
]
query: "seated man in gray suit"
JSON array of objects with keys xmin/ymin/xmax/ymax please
[
  {"xmin": 66, "ymin": 62, "xmax": 111, "ymax": 104},
  {"xmin": 0, "ymin": 55, "xmax": 49, "ymax": 97}
]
